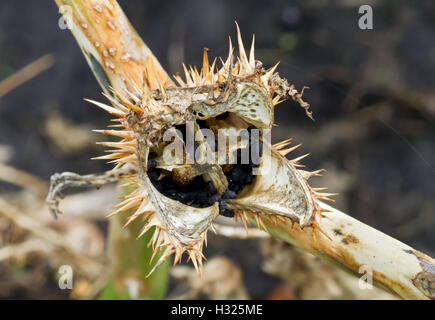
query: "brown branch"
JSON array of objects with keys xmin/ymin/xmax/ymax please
[{"xmin": 46, "ymin": 164, "xmax": 136, "ymax": 218}]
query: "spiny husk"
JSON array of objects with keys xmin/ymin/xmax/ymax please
[{"xmin": 87, "ymin": 24, "xmax": 328, "ymax": 275}]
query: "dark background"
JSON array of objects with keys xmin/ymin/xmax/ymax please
[{"xmin": 0, "ymin": 0, "xmax": 434, "ymax": 298}]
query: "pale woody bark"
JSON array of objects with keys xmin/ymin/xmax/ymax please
[{"xmin": 251, "ymin": 202, "xmax": 434, "ymax": 300}]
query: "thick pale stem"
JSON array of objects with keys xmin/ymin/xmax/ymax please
[
  {"xmin": 54, "ymin": 0, "xmax": 172, "ymax": 93},
  {"xmin": 250, "ymin": 202, "xmax": 435, "ymax": 300}
]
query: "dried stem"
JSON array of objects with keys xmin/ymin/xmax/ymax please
[
  {"xmin": 249, "ymin": 202, "xmax": 435, "ymax": 300},
  {"xmin": 0, "ymin": 54, "xmax": 54, "ymax": 99},
  {"xmin": 46, "ymin": 164, "xmax": 136, "ymax": 218}
]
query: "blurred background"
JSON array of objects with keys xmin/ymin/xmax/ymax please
[{"xmin": 0, "ymin": 0, "xmax": 433, "ymax": 299}]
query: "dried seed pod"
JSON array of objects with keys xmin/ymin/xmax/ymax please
[{"xmin": 89, "ymin": 24, "xmax": 324, "ymax": 275}]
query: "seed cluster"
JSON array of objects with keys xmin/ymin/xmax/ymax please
[{"xmin": 147, "ymin": 125, "xmax": 263, "ymax": 218}]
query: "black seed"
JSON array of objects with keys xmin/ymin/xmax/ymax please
[
  {"xmin": 147, "ymin": 171, "xmax": 159, "ymax": 181},
  {"xmin": 244, "ymin": 174, "xmax": 254, "ymax": 184},
  {"xmin": 223, "ymin": 190, "xmax": 236, "ymax": 199},
  {"xmin": 207, "ymin": 181, "xmax": 217, "ymax": 194},
  {"xmin": 147, "ymin": 159, "xmax": 157, "ymax": 168},
  {"xmin": 165, "ymin": 180, "xmax": 176, "ymax": 189},
  {"xmin": 197, "ymin": 119, "xmax": 208, "ymax": 129},
  {"xmin": 220, "ymin": 210, "xmax": 234, "ymax": 218},
  {"xmin": 196, "ymin": 192, "xmax": 208, "ymax": 203},
  {"xmin": 209, "ymin": 194, "xmax": 221, "ymax": 204},
  {"xmin": 219, "ymin": 199, "xmax": 227, "ymax": 212},
  {"xmin": 233, "ymin": 185, "xmax": 242, "ymax": 193},
  {"xmin": 188, "ymin": 192, "xmax": 198, "ymax": 201},
  {"xmin": 166, "ymin": 188, "xmax": 176, "ymax": 195},
  {"xmin": 231, "ymin": 167, "xmax": 244, "ymax": 182}
]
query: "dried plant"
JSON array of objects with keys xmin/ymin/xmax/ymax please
[{"xmin": 49, "ymin": 0, "xmax": 434, "ymax": 299}]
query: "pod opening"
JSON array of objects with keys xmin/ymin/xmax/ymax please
[{"xmin": 146, "ymin": 123, "xmax": 263, "ymax": 217}]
